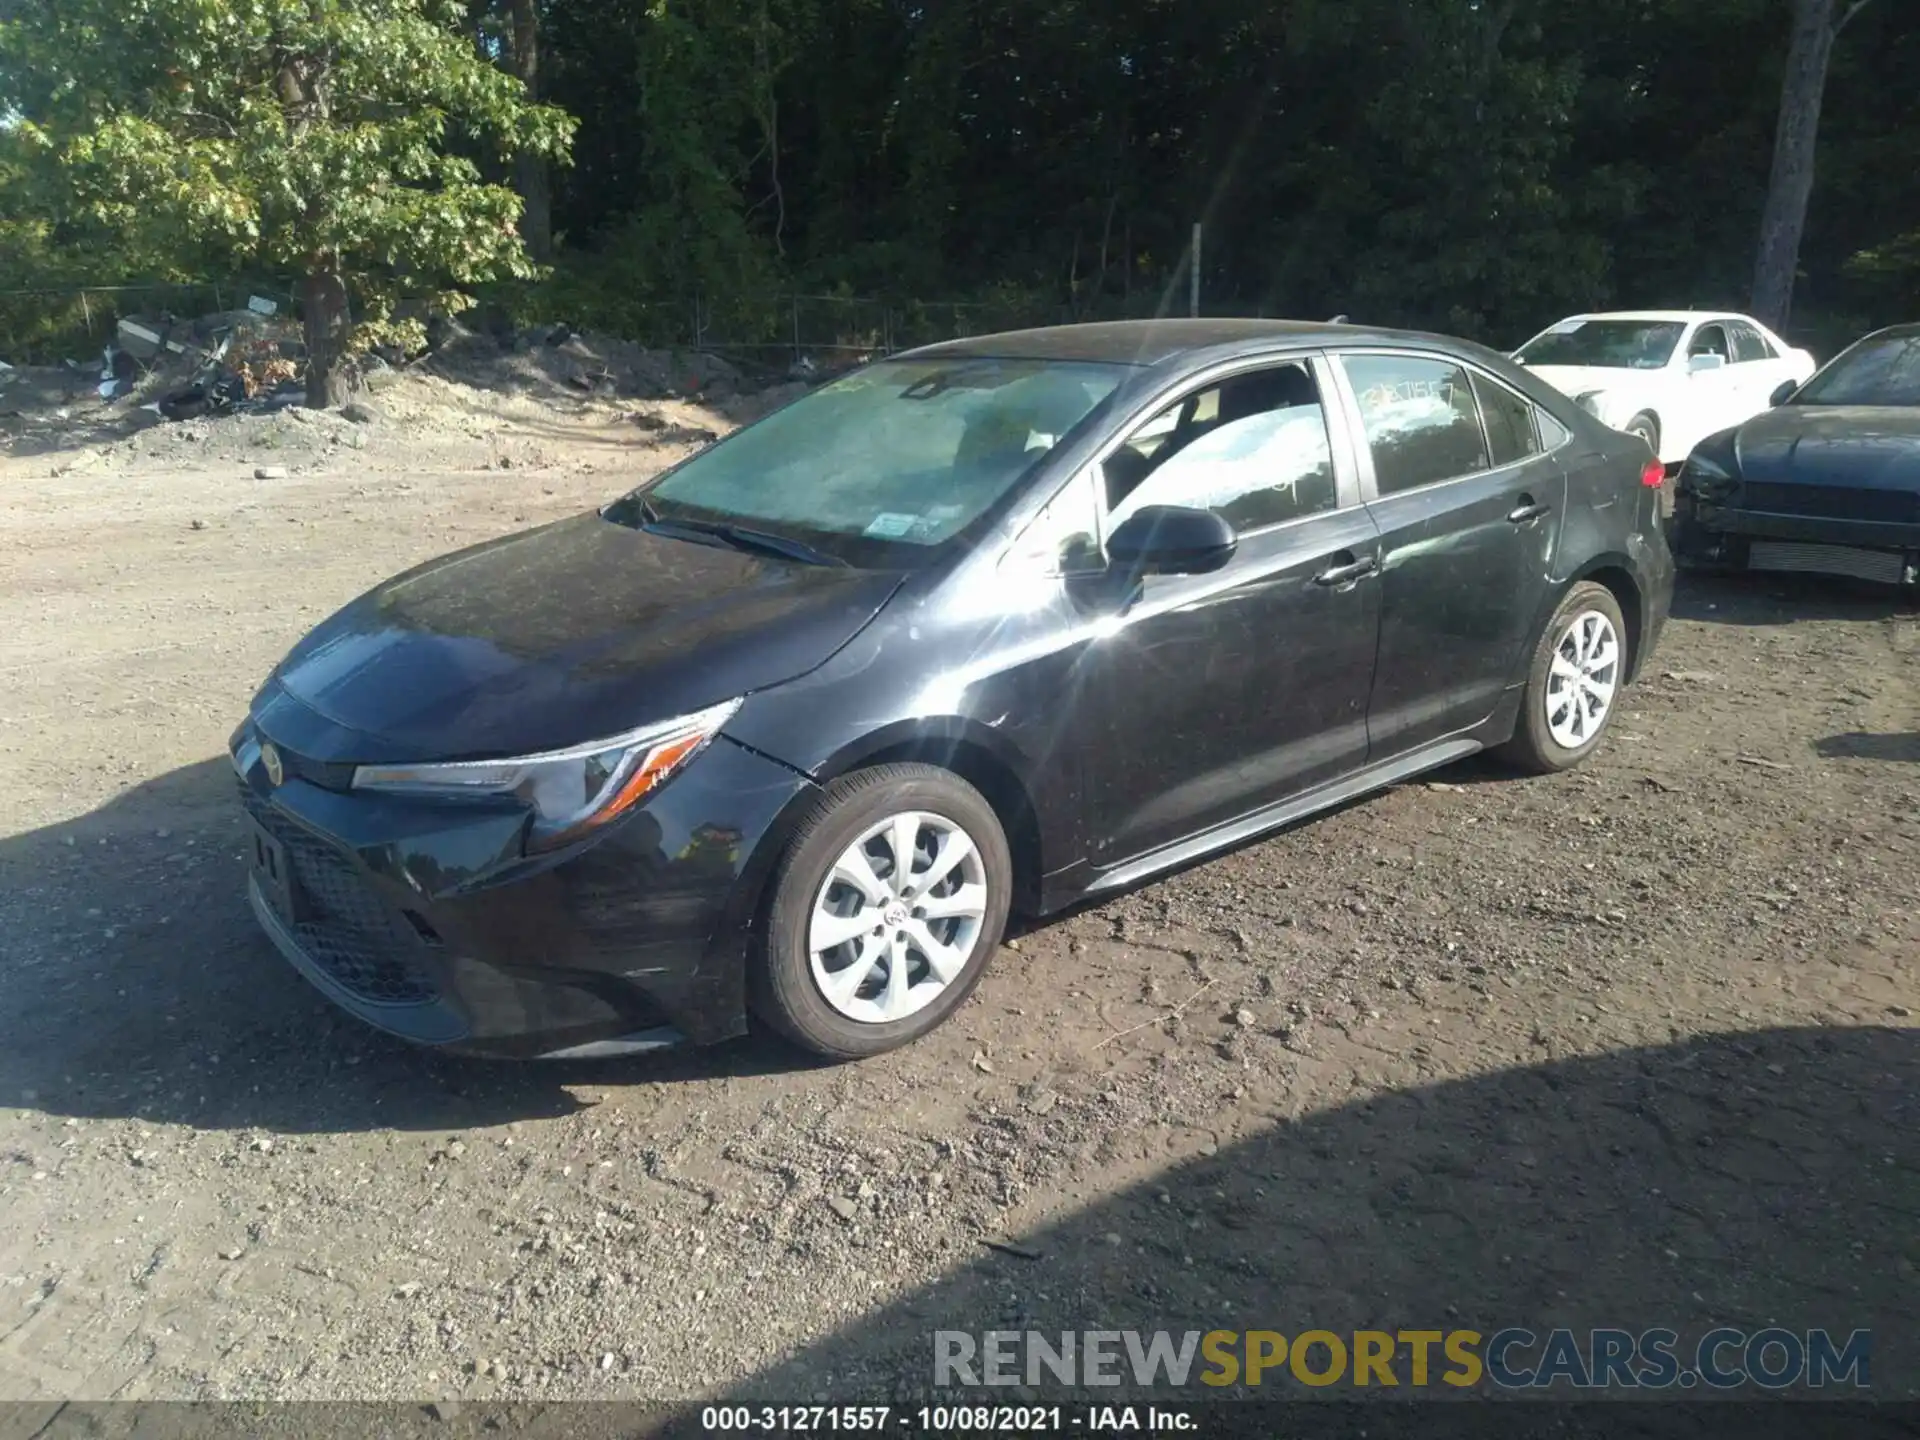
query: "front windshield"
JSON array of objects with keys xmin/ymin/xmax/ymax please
[
  {"xmin": 1790, "ymin": 333, "xmax": 1920, "ymax": 406},
  {"xmin": 1515, "ymin": 319, "xmax": 1685, "ymax": 370},
  {"xmin": 611, "ymin": 357, "xmax": 1129, "ymax": 564}
]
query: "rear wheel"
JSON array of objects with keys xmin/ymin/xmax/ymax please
[
  {"xmin": 750, "ymin": 764, "xmax": 1012, "ymax": 1059},
  {"xmin": 1497, "ymin": 581, "xmax": 1629, "ymax": 775},
  {"xmin": 1624, "ymin": 412, "xmax": 1660, "ymax": 458}
]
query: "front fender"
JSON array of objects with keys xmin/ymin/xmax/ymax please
[{"xmin": 1591, "ymin": 383, "xmax": 1662, "ymax": 429}]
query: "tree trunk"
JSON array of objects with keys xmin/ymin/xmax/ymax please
[
  {"xmin": 509, "ymin": 0, "xmax": 551, "ymax": 262},
  {"xmin": 302, "ymin": 268, "xmax": 350, "ymax": 409},
  {"xmin": 1751, "ymin": 0, "xmax": 1844, "ymax": 332}
]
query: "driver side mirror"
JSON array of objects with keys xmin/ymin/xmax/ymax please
[
  {"xmin": 1687, "ymin": 352, "xmax": 1727, "ymax": 374},
  {"xmin": 1107, "ymin": 505, "xmax": 1237, "ymax": 576},
  {"xmin": 1770, "ymin": 379, "xmax": 1799, "ymax": 406}
]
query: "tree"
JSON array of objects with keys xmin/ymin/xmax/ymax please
[
  {"xmin": 506, "ymin": 0, "xmax": 553, "ymax": 261},
  {"xmin": 1750, "ymin": 0, "xmax": 1877, "ymax": 331},
  {"xmin": 0, "ymin": 0, "xmax": 574, "ymax": 405}
]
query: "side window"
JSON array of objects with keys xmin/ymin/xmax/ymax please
[
  {"xmin": 1472, "ymin": 373, "xmax": 1541, "ymax": 468},
  {"xmin": 1003, "ymin": 465, "xmax": 1102, "ymax": 577},
  {"xmin": 1689, "ymin": 324, "xmax": 1731, "ymax": 360},
  {"xmin": 1727, "ymin": 321, "xmax": 1771, "ymax": 363},
  {"xmin": 1538, "ymin": 410, "xmax": 1573, "ymax": 450},
  {"xmin": 1341, "ymin": 354, "xmax": 1491, "ymax": 496},
  {"xmin": 1105, "ymin": 362, "xmax": 1337, "ymax": 533}
]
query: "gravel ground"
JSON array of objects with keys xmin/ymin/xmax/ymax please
[{"xmin": 0, "ymin": 388, "xmax": 1914, "ymax": 1410}]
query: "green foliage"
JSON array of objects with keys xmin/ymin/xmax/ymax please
[
  {"xmin": 0, "ymin": 0, "xmax": 575, "ymax": 354},
  {"xmin": 0, "ymin": 125, "xmax": 208, "ymax": 359},
  {"xmin": 3, "ymin": 0, "xmax": 1915, "ymax": 361}
]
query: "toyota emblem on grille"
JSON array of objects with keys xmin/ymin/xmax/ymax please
[{"xmin": 261, "ymin": 742, "xmax": 285, "ymax": 788}]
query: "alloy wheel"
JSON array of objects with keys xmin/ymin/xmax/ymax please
[
  {"xmin": 1544, "ymin": 609, "xmax": 1620, "ymax": 750},
  {"xmin": 807, "ymin": 810, "xmax": 989, "ymax": 1024}
]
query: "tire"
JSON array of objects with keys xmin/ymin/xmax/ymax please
[
  {"xmin": 749, "ymin": 763, "xmax": 1013, "ymax": 1059},
  {"xmin": 1497, "ymin": 581, "xmax": 1631, "ymax": 775},
  {"xmin": 1624, "ymin": 412, "xmax": 1660, "ymax": 459}
]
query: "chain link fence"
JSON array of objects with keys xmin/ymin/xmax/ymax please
[{"xmin": 605, "ymin": 290, "xmax": 1075, "ymax": 375}]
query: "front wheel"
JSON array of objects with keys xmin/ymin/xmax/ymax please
[
  {"xmin": 1498, "ymin": 582, "xmax": 1630, "ymax": 775},
  {"xmin": 749, "ymin": 763, "xmax": 1012, "ymax": 1059}
]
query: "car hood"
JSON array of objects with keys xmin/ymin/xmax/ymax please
[
  {"xmin": 1519, "ymin": 365, "xmax": 1654, "ymax": 401},
  {"xmin": 1729, "ymin": 405, "xmax": 1920, "ymax": 489},
  {"xmin": 261, "ymin": 512, "xmax": 905, "ymax": 760}
]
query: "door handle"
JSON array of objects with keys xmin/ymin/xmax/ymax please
[
  {"xmin": 1508, "ymin": 499, "xmax": 1553, "ymax": 524},
  {"xmin": 1312, "ymin": 553, "xmax": 1379, "ymax": 588}
]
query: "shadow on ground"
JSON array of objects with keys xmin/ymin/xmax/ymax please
[
  {"xmin": 696, "ymin": 1025, "xmax": 1917, "ymax": 1414},
  {"xmin": 0, "ymin": 756, "xmax": 825, "ymax": 1137},
  {"xmin": 1815, "ymin": 732, "xmax": 1920, "ymax": 763},
  {"xmin": 9, "ymin": 1032, "xmax": 1917, "ymax": 1436},
  {"xmin": 1671, "ymin": 570, "xmax": 1917, "ymax": 627}
]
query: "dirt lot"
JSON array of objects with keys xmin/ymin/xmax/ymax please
[{"xmin": 0, "ymin": 366, "xmax": 1915, "ymax": 1412}]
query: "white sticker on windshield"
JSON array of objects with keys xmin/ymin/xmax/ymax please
[
  {"xmin": 1548, "ymin": 320, "xmax": 1585, "ymax": 335},
  {"xmin": 864, "ymin": 512, "xmax": 919, "ymax": 539}
]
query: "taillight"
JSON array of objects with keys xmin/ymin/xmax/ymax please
[{"xmin": 1640, "ymin": 458, "xmax": 1665, "ymax": 489}]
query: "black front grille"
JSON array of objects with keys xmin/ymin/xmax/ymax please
[
  {"xmin": 241, "ymin": 784, "xmax": 440, "ymax": 1006},
  {"xmin": 1739, "ymin": 482, "xmax": 1920, "ymax": 524}
]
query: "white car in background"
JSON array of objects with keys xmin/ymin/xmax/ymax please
[{"xmin": 1512, "ymin": 311, "xmax": 1817, "ymax": 468}]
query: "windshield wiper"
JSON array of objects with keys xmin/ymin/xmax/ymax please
[{"xmin": 644, "ymin": 513, "xmax": 846, "ymax": 567}]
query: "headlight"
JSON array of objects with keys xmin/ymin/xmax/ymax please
[
  {"xmin": 1677, "ymin": 452, "xmax": 1736, "ymax": 501},
  {"xmin": 351, "ymin": 699, "xmax": 741, "ymax": 850},
  {"xmin": 1574, "ymin": 390, "xmax": 1607, "ymax": 420}
]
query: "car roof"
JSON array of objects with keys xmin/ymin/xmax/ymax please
[
  {"xmin": 898, "ymin": 318, "xmax": 1463, "ymax": 367},
  {"xmin": 1556, "ymin": 310, "xmax": 1750, "ymax": 325}
]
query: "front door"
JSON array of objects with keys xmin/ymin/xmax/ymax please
[
  {"xmin": 1335, "ymin": 352, "xmax": 1568, "ymax": 758},
  {"xmin": 1079, "ymin": 356, "xmax": 1382, "ymax": 864}
]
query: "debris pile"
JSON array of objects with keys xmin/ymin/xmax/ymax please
[
  {"xmin": 1, "ymin": 293, "xmax": 308, "ymax": 444},
  {"xmin": 1, "ymin": 298, "xmax": 813, "ymax": 469},
  {"xmin": 112, "ymin": 296, "xmax": 307, "ymax": 418},
  {"xmin": 420, "ymin": 319, "xmax": 747, "ymax": 403}
]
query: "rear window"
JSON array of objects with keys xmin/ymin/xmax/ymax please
[
  {"xmin": 1343, "ymin": 355, "xmax": 1492, "ymax": 496},
  {"xmin": 1473, "ymin": 374, "xmax": 1542, "ymax": 468}
]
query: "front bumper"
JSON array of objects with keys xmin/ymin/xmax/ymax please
[
  {"xmin": 233, "ymin": 721, "xmax": 816, "ymax": 1058},
  {"xmin": 1672, "ymin": 500, "xmax": 1920, "ymax": 585}
]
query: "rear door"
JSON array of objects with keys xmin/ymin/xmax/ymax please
[
  {"xmin": 1727, "ymin": 319, "xmax": 1794, "ymax": 416},
  {"xmin": 1332, "ymin": 351, "xmax": 1567, "ymax": 758}
]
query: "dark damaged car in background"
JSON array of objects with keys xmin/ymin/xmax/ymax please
[
  {"xmin": 231, "ymin": 319, "xmax": 1672, "ymax": 1063},
  {"xmin": 1674, "ymin": 322, "xmax": 1920, "ymax": 587}
]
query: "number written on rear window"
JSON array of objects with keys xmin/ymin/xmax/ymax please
[
  {"xmin": 1342, "ymin": 355, "xmax": 1492, "ymax": 496},
  {"xmin": 1727, "ymin": 321, "xmax": 1774, "ymax": 364}
]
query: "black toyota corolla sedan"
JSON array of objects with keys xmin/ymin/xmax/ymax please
[
  {"xmin": 232, "ymin": 319, "xmax": 1672, "ymax": 1061},
  {"xmin": 1673, "ymin": 322, "xmax": 1920, "ymax": 586}
]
